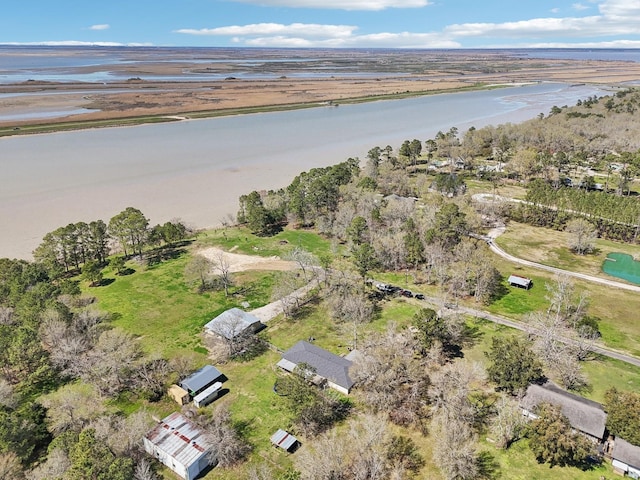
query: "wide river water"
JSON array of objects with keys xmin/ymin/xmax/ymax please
[{"xmin": 1, "ymin": 82, "xmax": 609, "ymax": 259}]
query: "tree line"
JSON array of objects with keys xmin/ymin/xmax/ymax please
[{"xmin": 33, "ymin": 207, "xmax": 191, "ymax": 280}]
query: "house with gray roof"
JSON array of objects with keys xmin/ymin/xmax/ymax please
[
  {"xmin": 612, "ymin": 437, "xmax": 640, "ymax": 478},
  {"xmin": 180, "ymin": 365, "xmax": 224, "ymax": 397},
  {"xmin": 520, "ymin": 382, "xmax": 607, "ymax": 441},
  {"xmin": 277, "ymin": 340, "xmax": 355, "ymax": 395},
  {"xmin": 204, "ymin": 308, "xmax": 263, "ymax": 340}
]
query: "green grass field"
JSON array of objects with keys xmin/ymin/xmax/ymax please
[{"xmin": 80, "ymin": 227, "xmax": 640, "ymax": 479}]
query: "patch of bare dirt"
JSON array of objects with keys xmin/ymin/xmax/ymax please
[{"xmin": 199, "ymin": 246, "xmax": 297, "ymax": 272}]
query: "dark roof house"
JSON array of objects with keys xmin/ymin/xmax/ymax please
[
  {"xmin": 180, "ymin": 365, "xmax": 223, "ymax": 397},
  {"xmin": 520, "ymin": 382, "xmax": 607, "ymax": 440},
  {"xmin": 612, "ymin": 437, "xmax": 640, "ymax": 477},
  {"xmin": 277, "ymin": 340, "xmax": 354, "ymax": 394},
  {"xmin": 204, "ymin": 308, "xmax": 263, "ymax": 340}
]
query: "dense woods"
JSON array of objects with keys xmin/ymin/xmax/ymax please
[{"xmin": 2, "ymin": 87, "xmax": 640, "ymax": 479}]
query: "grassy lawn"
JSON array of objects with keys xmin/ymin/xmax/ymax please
[
  {"xmin": 480, "ymin": 438, "xmax": 614, "ymax": 480},
  {"xmin": 195, "ymin": 225, "xmax": 333, "ymax": 258},
  {"xmin": 77, "ymin": 226, "xmax": 640, "ymax": 480},
  {"xmin": 478, "ymin": 253, "xmax": 640, "ymax": 354},
  {"xmin": 83, "ymin": 250, "xmax": 279, "ymax": 358},
  {"xmin": 496, "ymin": 221, "xmax": 640, "ymax": 280}
]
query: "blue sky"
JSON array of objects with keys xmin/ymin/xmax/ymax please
[{"xmin": 2, "ymin": 0, "xmax": 640, "ymax": 49}]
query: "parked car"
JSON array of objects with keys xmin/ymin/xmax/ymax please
[
  {"xmin": 401, "ymin": 289, "xmax": 413, "ymax": 298},
  {"xmin": 414, "ymin": 293, "xmax": 425, "ymax": 300}
]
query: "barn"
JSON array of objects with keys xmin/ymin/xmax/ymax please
[{"xmin": 143, "ymin": 412, "xmax": 213, "ymax": 480}]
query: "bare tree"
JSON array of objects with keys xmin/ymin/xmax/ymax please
[
  {"xmin": 40, "ymin": 383, "xmax": 105, "ymax": 434},
  {"xmin": 351, "ymin": 324, "xmax": 430, "ymax": 430},
  {"xmin": 328, "ymin": 290, "xmax": 374, "ymax": 349},
  {"xmin": 286, "ymin": 246, "xmax": 318, "ymax": 282},
  {"xmin": 565, "ymin": 218, "xmax": 597, "ymax": 255},
  {"xmin": 82, "ymin": 328, "xmax": 142, "ymax": 396},
  {"xmin": 134, "ymin": 459, "xmax": 159, "ymax": 480},
  {"xmin": 25, "ymin": 448, "xmax": 70, "ymax": 480},
  {"xmin": 489, "ymin": 395, "xmax": 527, "ymax": 449},
  {"xmin": 194, "ymin": 404, "xmax": 252, "ymax": 468},
  {"xmin": 211, "ymin": 250, "xmax": 233, "ymax": 296},
  {"xmin": 296, "ymin": 414, "xmax": 394, "ymax": 480},
  {"xmin": 0, "ymin": 377, "xmax": 17, "ymax": 409},
  {"xmin": 184, "ymin": 254, "xmax": 214, "ymax": 291}
]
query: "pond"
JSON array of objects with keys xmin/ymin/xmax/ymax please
[{"xmin": 602, "ymin": 252, "xmax": 640, "ymax": 285}]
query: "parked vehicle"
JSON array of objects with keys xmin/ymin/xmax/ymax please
[
  {"xmin": 401, "ymin": 289, "xmax": 413, "ymax": 298},
  {"xmin": 414, "ymin": 293, "xmax": 425, "ymax": 300}
]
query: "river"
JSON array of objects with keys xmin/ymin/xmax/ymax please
[{"xmin": 0, "ymin": 82, "xmax": 609, "ymax": 259}]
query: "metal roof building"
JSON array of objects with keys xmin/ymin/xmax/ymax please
[
  {"xmin": 271, "ymin": 429, "xmax": 298, "ymax": 452},
  {"xmin": 277, "ymin": 340, "xmax": 354, "ymax": 395},
  {"xmin": 180, "ymin": 365, "xmax": 223, "ymax": 396},
  {"xmin": 508, "ymin": 274, "xmax": 532, "ymax": 289},
  {"xmin": 143, "ymin": 412, "xmax": 213, "ymax": 480},
  {"xmin": 204, "ymin": 308, "xmax": 263, "ymax": 340}
]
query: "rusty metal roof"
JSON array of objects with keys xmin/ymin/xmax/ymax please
[{"xmin": 144, "ymin": 412, "xmax": 211, "ymax": 467}]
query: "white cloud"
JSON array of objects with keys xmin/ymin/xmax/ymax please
[
  {"xmin": 175, "ymin": 23, "xmax": 356, "ymax": 38},
  {"xmin": 2, "ymin": 41, "xmax": 152, "ymax": 47},
  {"xmin": 88, "ymin": 24, "xmax": 110, "ymax": 31},
  {"xmin": 231, "ymin": 0, "xmax": 428, "ymax": 10},
  {"xmin": 550, "ymin": 8, "xmax": 560, "ymax": 13},
  {"xmin": 572, "ymin": 3, "xmax": 590, "ymax": 10},
  {"xmin": 176, "ymin": 0, "xmax": 640, "ymax": 48},
  {"xmin": 176, "ymin": 22, "xmax": 459, "ymax": 48}
]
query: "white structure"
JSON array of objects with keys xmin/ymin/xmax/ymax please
[
  {"xmin": 193, "ymin": 381, "xmax": 223, "ymax": 408},
  {"xmin": 143, "ymin": 412, "xmax": 213, "ymax": 480},
  {"xmin": 204, "ymin": 308, "xmax": 263, "ymax": 340}
]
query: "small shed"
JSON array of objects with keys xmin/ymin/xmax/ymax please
[
  {"xmin": 271, "ymin": 429, "xmax": 298, "ymax": 452},
  {"xmin": 168, "ymin": 384, "xmax": 190, "ymax": 406},
  {"xmin": 612, "ymin": 437, "xmax": 640, "ymax": 478},
  {"xmin": 180, "ymin": 365, "xmax": 224, "ymax": 397},
  {"xmin": 508, "ymin": 274, "xmax": 532, "ymax": 289}
]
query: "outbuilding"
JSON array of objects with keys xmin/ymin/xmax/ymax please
[
  {"xmin": 168, "ymin": 384, "xmax": 190, "ymax": 406},
  {"xmin": 508, "ymin": 274, "xmax": 532, "ymax": 289},
  {"xmin": 612, "ymin": 437, "xmax": 640, "ymax": 478},
  {"xmin": 180, "ymin": 365, "xmax": 224, "ymax": 398},
  {"xmin": 270, "ymin": 429, "xmax": 299, "ymax": 452},
  {"xmin": 143, "ymin": 412, "xmax": 213, "ymax": 480},
  {"xmin": 204, "ymin": 308, "xmax": 264, "ymax": 340}
]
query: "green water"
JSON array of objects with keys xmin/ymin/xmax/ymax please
[{"xmin": 602, "ymin": 252, "xmax": 640, "ymax": 285}]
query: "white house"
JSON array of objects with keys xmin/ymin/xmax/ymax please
[{"xmin": 143, "ymin": 412, "xmax": 213, "ymax": 480}]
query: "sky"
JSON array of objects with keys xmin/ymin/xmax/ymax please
[{"xmin": 2, "ymin": 0, "xmax": 640, "ymax": 49}]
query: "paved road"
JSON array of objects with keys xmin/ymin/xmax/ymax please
[
  {"xmin": 472, "ymin": 194, "xmax": 640, "ymax": 293},
  {"xmin": 417, "ymin": 294, "xmax": 640, "ymax": 368}
]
